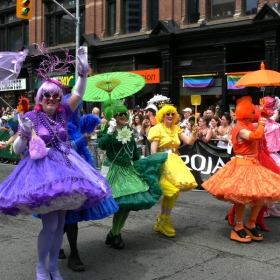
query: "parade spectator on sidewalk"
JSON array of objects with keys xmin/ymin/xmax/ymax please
[
  {"xmin": 145, "ymin": 104, "xmax": 158, "ymax": 125},
  {"xmin": 139, "ymin": 115, "xmax": 152, "ymax": 156},
  {"xmin": 210, "ymin": 116, "xmax": 221, "ymax": 137},
  {"xmin": 132, "ymin": 113, "xmax": 144, "ymax": 153},
  {"xmin": 0, "ymin": 47, "xmax": 113, "ymax": 280},
  {"xmin": 213, "ymin": 112, "xmax": 232, "ymax": 148},
  {"xmin": 197, "ymin": 115, "xmax": 212, "ymax": 143},
  {"xmin": 148, "ymin": 105, "xmax": 198, "ymax": 238},
  {"xmin": 181, "ymin": 107, "xmax": 192, "ymax": 128}
]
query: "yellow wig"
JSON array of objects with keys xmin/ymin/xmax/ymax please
[{"xmin": 156, "ymin": 105, "xmax": 179, "ymax": 126}]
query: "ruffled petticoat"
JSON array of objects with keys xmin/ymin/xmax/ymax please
[
  {"xmin": 34, "ymin": 196, "xmax": 119, "ymax": 224},
  {"xmin": 103, "ymin": 153, "xmax": 167, "ymax": 211},
  {"xmin": 202, "ymin": 157, "xmax": 280, "ymax": 205},
  {"xmin": 64, "ymin": 196, "xmax": 118, "ymax": 223},
  {"xmin": 159, "ymin": 153, "xmax": 197, "ymax": 197},
  {"xmin": 0, "ymin": 147, "xmax": 113, "ymax": 216}
]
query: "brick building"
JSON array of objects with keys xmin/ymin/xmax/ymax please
[{"xmin": 1, "ymin": 0, "xmax": 280, "ymax": 112}]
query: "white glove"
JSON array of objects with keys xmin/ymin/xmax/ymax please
[
  {"xmin": 77, "ymin": 47, "xmax": 90, "ymax": 75},
  {"xmin": 21, "ymin": 117, "xmax": 33, "ymax": 133},
  {"xmin": 74, "ymin": 47, "xmax": 90, "ymax": 98},
  {"xmin": 107, "ymin": 118, "xmax": 117, "ymax": 135}
]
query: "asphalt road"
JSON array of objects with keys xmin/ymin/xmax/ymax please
[{"xmin": 1, "ymin": 163, "xmax": 280, "ymax": 280}]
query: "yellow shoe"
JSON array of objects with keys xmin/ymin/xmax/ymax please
[
  {"xmin": 158, "ymin": 215, "xmax": 176, "ymax": 237},
  {"xmin": 154, "ymin": 214, "xmax": 162, "ymax": 232}
]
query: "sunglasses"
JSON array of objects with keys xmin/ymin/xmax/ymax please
[
  {"xmin": 42, "ymin": 91, "xmax": 61, "ymax": 100},
  {"xmin": 116, "ymin": 112, "xmax": 128, "ymax": 117},
  {"xmin": 165, "ymin": 113, "xmax": 175, "ymax": 117}
]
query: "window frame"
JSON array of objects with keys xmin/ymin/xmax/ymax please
[
  {"xmin": 122, "ymin": 0, "xmax": 142, "ymax": 35},
  {"xmin": 148, "ymin": 0, "xmax": 159, "ymax": 30},
  {"xmin": 188, "ymin": 0, "xmax": 200, "ymax": 24},
  {"xmin": 211, "ymin": 0, "xmax": 235, "ymax": 19},
  {"xmin": 107, "ymin": 0, "xmax": 116, "ymax": 37},
  {"xmin": 44, "ymin": 0, "xmax": 85, "ymax": 47}
]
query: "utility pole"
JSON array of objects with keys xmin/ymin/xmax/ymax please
[{"xmin": 51, "ymin": 0, "xmax": 80, "ymax": 82}]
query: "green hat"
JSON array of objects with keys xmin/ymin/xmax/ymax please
[{"xmin": 104, "ymin": 99, "xmax": 129, "ymax": 121}]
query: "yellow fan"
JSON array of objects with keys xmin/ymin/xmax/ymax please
[{"xmin": 191, "ymin": 95, "xmax": 201, "ymax": 125}]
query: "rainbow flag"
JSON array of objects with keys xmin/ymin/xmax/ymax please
[
  {"xmin": 183, "ymin": 75, "xmax": 214, "ymax": 88},
  {"xmin": 227, "ymin": 75, "xmax": 245, "ymax": 89}
]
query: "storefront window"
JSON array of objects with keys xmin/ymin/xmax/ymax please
[
  {"xmin": 107, "ymin": 0, "xmax": 116, "ymax": 36},
  {"xmin": 188, "ymin": 0, "xmax": 200, "ymax": 24},
  {"xmin": 0, "ymin": 15, "xmax": 28, "ymax": 51},
  {"xmin": 123, "ymin": 0, "xmax": 142, "ymax": 34},
  {"xmin": 9, "ymin": 25, "xmax": 23, "ymax": 51},
  {"xmin": 211, "ymin": 0, "xmax": 235, "ymax": 18},
  {"xmin": 45, "ymin": 0, "xmax": 85, "ymax": 47},
  {"xmin": 60, "ymin": 14, "xmax": 76, "ymax": 43},
  {"xmin": 245, "ymin": 0, "xmax": 258, "ymax": 15},
  {"xmin": 149, "ymin": 0, "xmax": 159, "ymax": 29}
]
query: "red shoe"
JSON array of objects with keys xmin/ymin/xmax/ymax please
[
  {"xmin": 256, "ymin": 206, "xmax": 270, "ymax": 232},
  {"xmin": 225, "ymin": 205, "xmax": 236, "ymax": 226}
]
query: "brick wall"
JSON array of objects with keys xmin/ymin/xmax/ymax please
[{"xmin": 29, "ymin": 0, "xmax": 271, "ymax": 45}]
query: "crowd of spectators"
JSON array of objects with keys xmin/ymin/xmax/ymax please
[{"xmin": 0, "ymin": 100, "xmax": 237, "ymax": 165}]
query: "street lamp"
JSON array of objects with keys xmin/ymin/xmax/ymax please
[{"xmin": 51, "ymin": 0, "xmax": 80, "ymax": 82}]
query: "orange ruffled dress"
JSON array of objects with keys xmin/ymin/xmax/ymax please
[
  {"xmin": 202, "ymin": 121, "xmax": 280, "ymax": 205},
  {"xmin": 148, "ymin": 123, "xmax": 197, "ymax": 197}
]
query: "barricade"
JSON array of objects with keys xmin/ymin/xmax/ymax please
[{"xmin": 178, "ymin": 140, "xmax": 234, "ymax": 189}]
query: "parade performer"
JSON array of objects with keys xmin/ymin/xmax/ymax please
[
  {"xmin": 98, "ymin": 99, "xmax": 167, "ymax": 249},
  {"xmin": 259, "ymin": 96, "xmax": 280, "ymax": 218},
  {"xmin": 0, "ymin": 46, "xmax": 113, "ymax": 280},
  {"xmin": 52, "ymin": 94, "xmax": 119, "ymax": 272},
  {"xmin": 148, "ymin": 105, "xmax": 198, "ymax": 238},
  {"xmin": 202, "ymin": 96, "xmax": 280, "ymax": 243},
  {"xmin": 225, "ymin": 96, "xmax": 280, "ymax": 231}
]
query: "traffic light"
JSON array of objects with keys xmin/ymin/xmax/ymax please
[{"xmin": 16, "ymin": 0, "xmax": 33, "ymax": 20}]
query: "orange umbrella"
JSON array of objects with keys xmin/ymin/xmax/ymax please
[{"xmin": 235, "ymin": 62, "xmax": 280, "ymax": 88}]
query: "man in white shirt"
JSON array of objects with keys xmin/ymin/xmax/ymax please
[{"xmin": 181, "ymin": 107, "xmax": 192, "ymax": 128}]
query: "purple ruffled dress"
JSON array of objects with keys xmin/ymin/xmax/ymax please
[{"xmin": 0, "ymin": 103, "xmax": 112, "ymax": 216}]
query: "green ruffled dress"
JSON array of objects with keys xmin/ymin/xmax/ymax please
[{"xmin": 98, "ymin": 125, "xmax": 167, "ymax": 211}]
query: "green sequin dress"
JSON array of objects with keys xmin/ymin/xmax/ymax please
[{"xmin": 98, "ymin": 125, "xmax": 167, "ymax": 211}]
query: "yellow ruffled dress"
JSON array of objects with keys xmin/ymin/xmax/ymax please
[{"xmin": 148, "ymin": 123, "xmax": 197, "ymax": 197}]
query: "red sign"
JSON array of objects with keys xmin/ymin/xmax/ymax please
[{"xmin": 131, "ymin": 69, "xmax": 160, "ymax": 84}]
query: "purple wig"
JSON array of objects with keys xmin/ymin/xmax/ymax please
[{"xmin": 36, "ymin": 79, "xmax": 64, "ymax": 104}]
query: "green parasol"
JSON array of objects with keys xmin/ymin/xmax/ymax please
[{"xmin": 72, "ymin": 71, "xmax": 146, "ymax": 116}]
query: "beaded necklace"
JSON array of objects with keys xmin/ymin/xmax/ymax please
[{"xmin": 35, "ymin": 110, "xmax": 71, "ymax": 167}]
